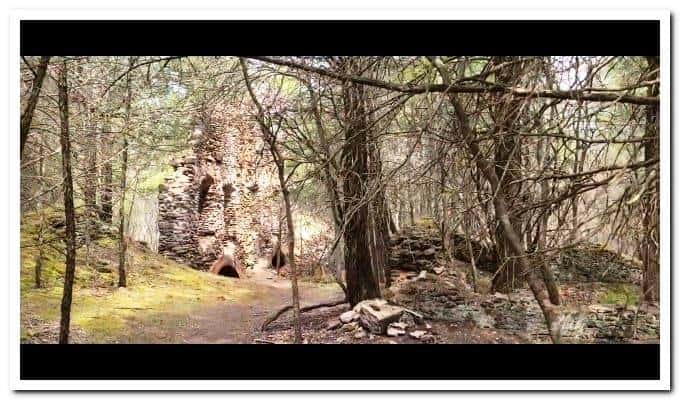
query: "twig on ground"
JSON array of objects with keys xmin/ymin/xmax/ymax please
[{"xmin": 261, "ymin": 298, "xmax": 348, "ymax": 331}]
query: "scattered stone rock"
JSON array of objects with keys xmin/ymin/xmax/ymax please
[
  {"xmin": 326, "ymin": 319, "xmax": 342, "ymax": 330},
  {"xmin": 353, "ymin": 298, "xmax": 388, "ymax": 313},
  {"xmin": 343, "ymin": 322, "xmax": 359, "ymax": 332},
  {"xmin": 340, "ymin": 310, "xmax": 360, "ymax": 324},
  {"xmin": 399, "ymin": 313, "xmax": 416, "ymax": 327},
  {"xmin": 409, "ymin": 330, "xmax": 427, "ymax": 339},
  {"xmin": 390, "ymin": 322, "xmax": 408, "ymax": 330},
  {"xmin": 433, "ymin": 266, "xmax": 445, "ymax": 275},
  {"xmin": 472, "ymin": 311, "xmax": 495, "ymax": 329},
  {"xmin": 421, "ymin": 334, "xmax": 437, "ymax": 343},
  {"xmin": 387, "ymin": 326, "xmax": 406, "ymax": 337},
  {"xmin": 354, "ymin": 329, "xmax": 367, "ymax": 339},
  {"xmin": 403, "ymin": 308, "xmax": 425, "ymax": 325},
  {"xmin": 358, "ymin": 300, "xmax": 404, "ymax": 334}
]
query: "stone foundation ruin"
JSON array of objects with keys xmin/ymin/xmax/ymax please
[{"xmin": 157, "ymin": 102, "xmax": 282, "ymax": 273}]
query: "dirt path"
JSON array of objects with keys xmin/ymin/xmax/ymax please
[
  {"xmin": 180, "ymin": 276, "xmax": 344, "ymax": 343},
  {"xmin": 107, "ymin": 258, "xmax": 345, "ymax": 344}
]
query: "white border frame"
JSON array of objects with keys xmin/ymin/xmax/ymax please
[{"xmin": 7, "ymin": 8, "xmax": 671, "ymax": 391}]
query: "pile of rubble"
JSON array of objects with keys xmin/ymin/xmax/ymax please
[
  {"xmin": 548, "ymin": 244, "xmax": 643, "ymax": 285},
  {"xmin": 387, "ymin": 259, "xmax": 658, "ymax": 344},
  {"xmin": 447, "ymin": 234, "xmax": 498, "ymax": 272},
  {"xmin": 387, "ymin": 228, "xmax": 444, "ymax": 277},
  {"xmin": 389, "ymin": 227, "xmax": 498, "ymax": 277},
  {"xmin": 48, "ymin": 213, "xmax": 117, "ymax": 247},
  {"xmin": 390, "ymin": 270, "xmax": 499, "ymax": 332},
  {"xmin": 325, "ymin": 299, "xmax": 436, "ymax": 342},
  {"xmin": 582, "ymin": 304, "xmax": 659, "ymax": 343},
  {"xmin": 390, "ymin": 227, "xmax": 642, "ymax": 286},
  {"xmin": 261, "ymin": 226, "xmax": 657, "ymax": 344}
]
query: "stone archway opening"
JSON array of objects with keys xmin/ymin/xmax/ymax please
[
  {"xmin": 198, "ymin": 174, "xmax": 215, "ymax": 213},
  {"xmin": 271, "ymin": 246, "xmax": 288, "ymax": 269},
  {"xmin": 209, "ymin": 253, "xmax": 241, "ymax": 279},
  {"xmin": 216, "ymin": 263, "xmax": 240, "ymax": 278}
]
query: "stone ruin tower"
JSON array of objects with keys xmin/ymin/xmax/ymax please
[{"xmin": 157, "ymin": 102, "xmax": 281, "ymax": 273}]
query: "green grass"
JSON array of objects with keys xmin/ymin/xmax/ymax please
[
  {"xmin": 599, "ymin": 283, "xmax": 641, "ymax": 307},
  {"xmin": 415, "ymin": 217, "xmax": 436, "ymax": 229},
  {"xmin": 20, "ymin": 210, "xmax": 255, "ymax": 343}
]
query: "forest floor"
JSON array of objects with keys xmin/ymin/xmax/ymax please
[
  {"xmin": 20, "ymin": 212, "xmax": 659, "ymax": 344},
  {"xmin": 260, "ymin": 226, "xmax": 660, "ymax": 344},
  {"xmin": 20, "ymin": 211, "xmax": 341, "ymax": 344}
]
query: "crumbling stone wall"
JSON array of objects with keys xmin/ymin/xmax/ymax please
[{"xmin": 158, "ymin": 102, "xmax": 279, "ymax": 271}]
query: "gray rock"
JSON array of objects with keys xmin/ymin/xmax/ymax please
[
  {"xmin": 343, "ymin": 322, "xmax": 359, "ymax": 332},
  {"xmin": 387, "ymin": 326, "xmax": 406, "ymax": 337},
  {"xmin": 326, "ymin": 319, "xmax": 342, "ymax": 330},
  {"xmin": 390, "ymin": 322, "xmax": 408, "ymax": 330},
  {"xmin": 340, "ymin": 310, "xmax": 360, "ymax": 324},
  {"xmin": 358, "ymin": 301, "xmax": 404, "ymax": 334},
  {"xmin": 409, "ymin": 330, "xmax": 427, "ymax": 339}
]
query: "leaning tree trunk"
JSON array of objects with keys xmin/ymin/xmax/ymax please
[
  {"xmin": 428, "ymin": 56, "xmax": 562, "ymax": 342},
  {"xmin": 20, "ymin": 56, "xmax": 51, "ymax": 159},
  {"xmin": 535, "ymin": 132, "xmax": 561, "ymax": 305},
  {"xmin": 56, "ymin": 59, "xmax": 78, "ymax": 345},
  {"xmin": 239, "ymin": 57, "xmax": 302, "ymax": 343},
  {"xmin": 279, "ymin": 177, "xmax": 302, "ymax": 343},
  {"xmin": 341, "ymin": 68, "xmax": 381, "ymax": 306},
  {"xmin": 642, "ymin": 56, "xmax": 660, "ymax": 302}
]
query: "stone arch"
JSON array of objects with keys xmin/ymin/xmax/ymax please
[
  {"xmin": 198, "ymin": 174, "xmax": 215, "ymax": 213},
  {"xmin": 223, "ymin": 183, "xmax": 235, "ymax": 209}
]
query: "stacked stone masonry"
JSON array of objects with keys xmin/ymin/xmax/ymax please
[{"xmin": 158, "ymin": 102, "xmax": 281, "ymax": 272}]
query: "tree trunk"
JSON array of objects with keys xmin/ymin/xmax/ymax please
[
  {"xmin": 428, "ymin": 56, "xmax": 562, "ymax": 342},
  {"xmin": 368, "ymin": 140, "xmax": 389, "ymax": 287},
  {"xmin": 642, "ymin": 56, "xmax": 660, "ymax": 302},
  {"xmin": 533, "ymin": 132, "xmax": 561, "ymax": 305},
  {"xmin": 56, "ymin": 59, "xmax": 77, "ymax": 344},
  {"xmin": 117, "ymin": 59, "xmax": 133, "ymax": 288},
  {"xmin": 20, "ymin": 56, "xmax": 51, "ymax": 159},
  {"xmin": 341, "ymin": 67, "xmax": 381, "ymax": 306},
  {"xmin": 84, "ymin": 111, "xmax": 98, "ymax": 219},
  {"xmin": 99, "ymin": 118, "xmax": 113, "ymax": 223},
  {"xmin": 490, "ymin": 57, "xmax": 526, "ymax": 294},
  {"xmin": 239, "ymin": 58, "xmax": 302, "ymax": 343},
  {"xmin": 280, "ymin": 183, "xmax": 302, "ymax": 343},
  {"xmin": 387, "ymin": 202, "xmax": 398, "ymax": 235},
  {"xmin": 34, "ymin": 133, "xmax": 46, "ymax": 289}
]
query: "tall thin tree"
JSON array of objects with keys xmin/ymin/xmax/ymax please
[
  {"xmin": 57, "ymin": 58, "xmax": 78, "ymax": 344},
  {"xmin": 240, "ymin": 58, "xmax": 303, "ymax": 343},
  {"xmin": 117, "ymin": 57, "xmax": 134, "ymax": 288}
]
